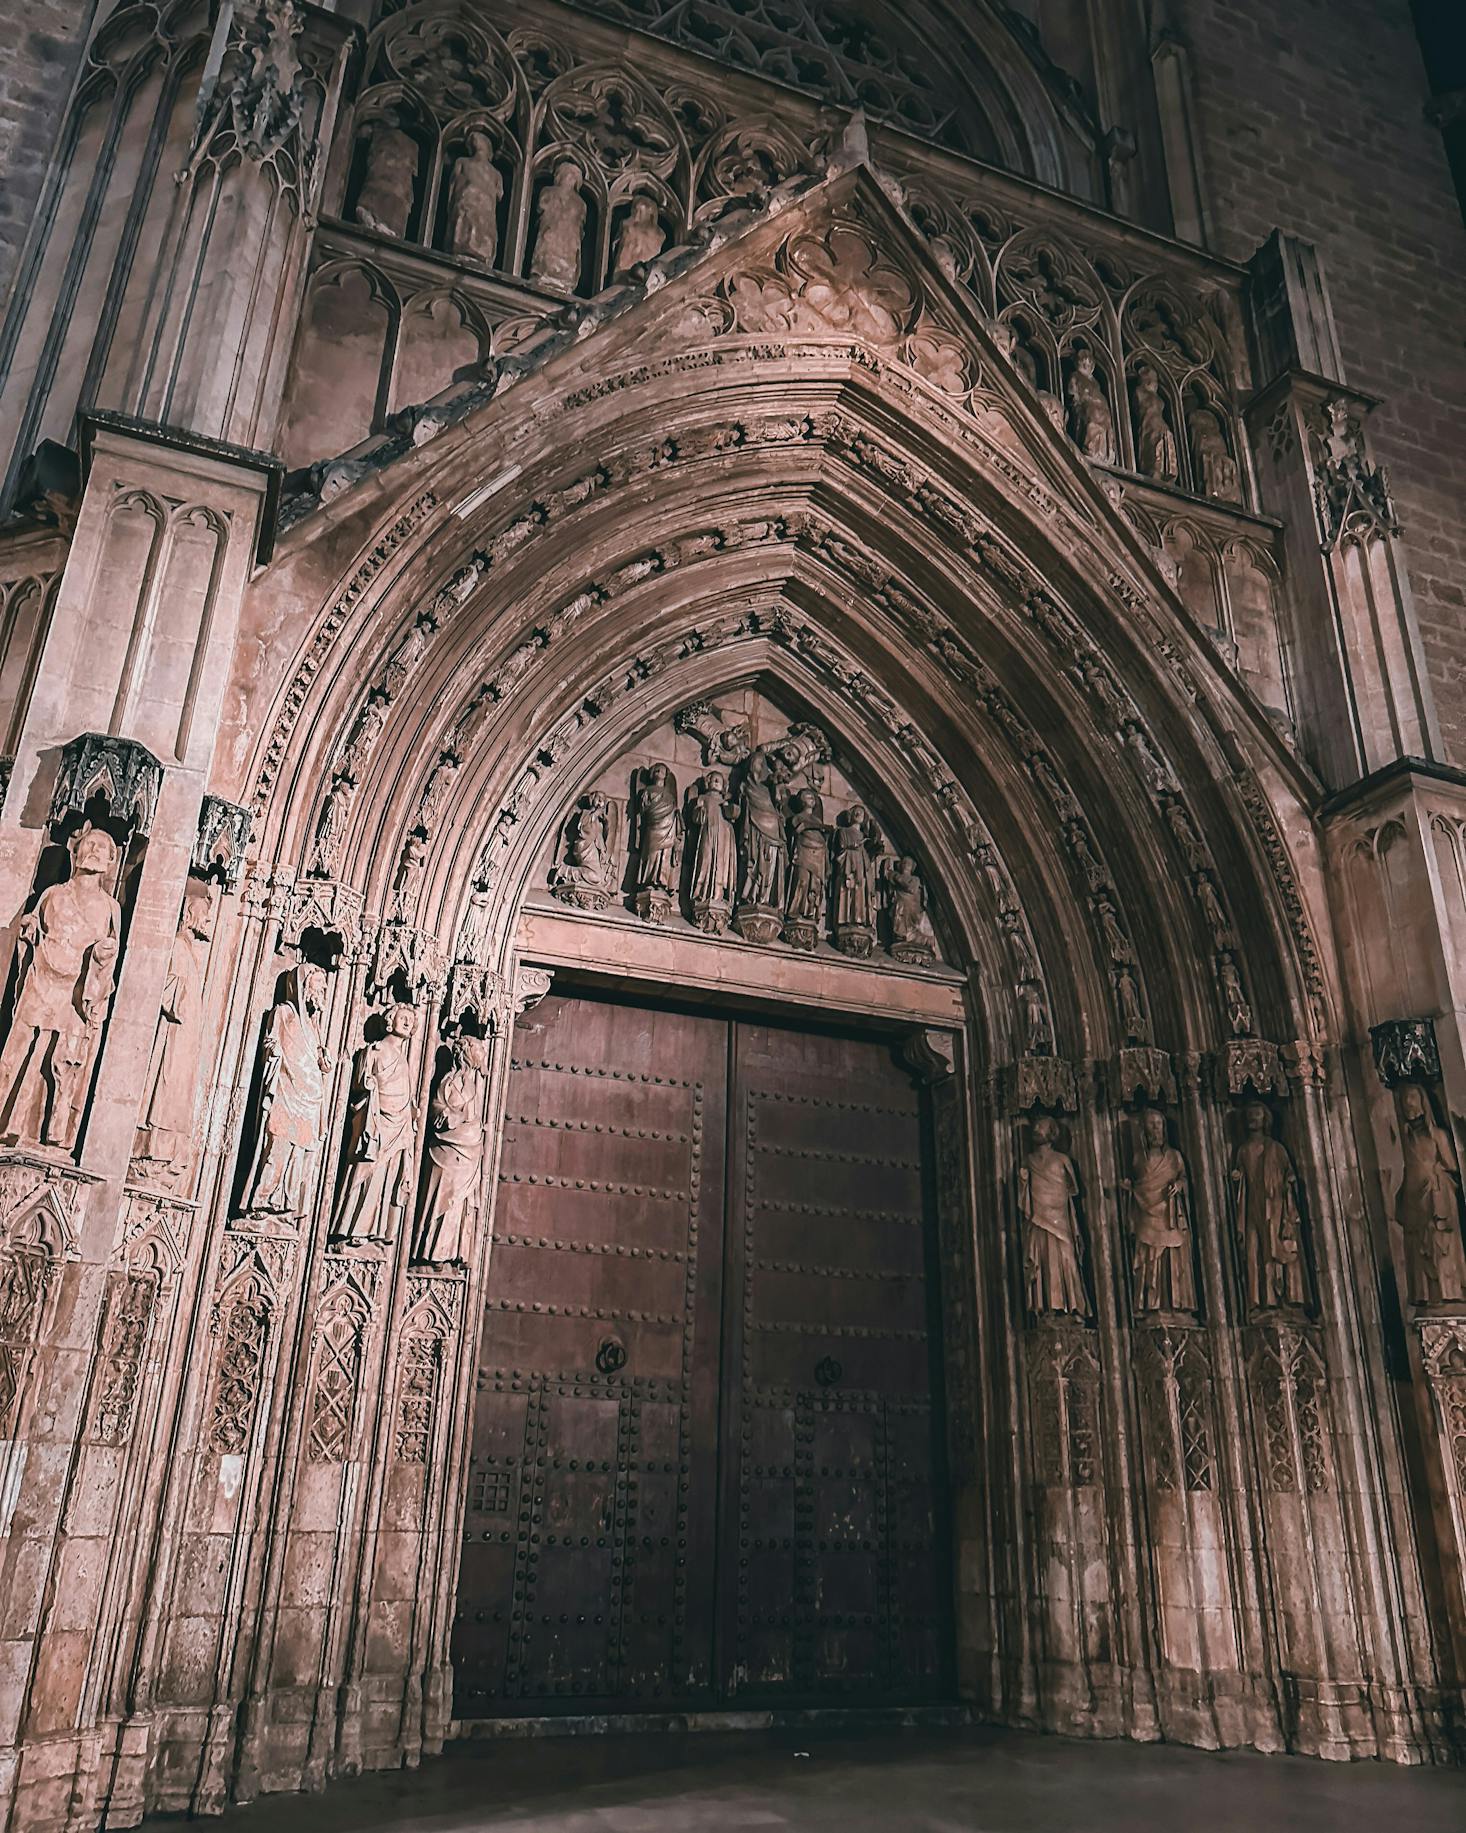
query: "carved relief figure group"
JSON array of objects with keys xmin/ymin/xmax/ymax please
[
  {"xmin": 549, "ymin": 714, "xmax": 940, "ymax": 964},
  {"xmin": 1019, "ymin": 1100, "xmax": 1322, "ymax": 1325}
]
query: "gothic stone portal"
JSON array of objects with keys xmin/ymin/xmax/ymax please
[{"xmin": 456, "ymin": 988, "xmax": 951, "ymax": 1711}]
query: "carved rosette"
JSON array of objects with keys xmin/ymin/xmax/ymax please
[{"xmin": 50, "ymin": 732, "xmax": 164, "ymax": 835}]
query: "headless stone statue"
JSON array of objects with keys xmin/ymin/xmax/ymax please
[
  {"xmin": 530, "ymin": 162, "xmax": 587, "ymax": 291},
  {"xmin": 0, "ymin": 823, "xmax": 123, "ymax": 1149},
  {"xmin": 353, "ymin": 115, "xmax": 418, "ymax": 240},
  {"xmin": 1019, "ymin": 1116, "xmax": 1089, "ymax": 1318},
  {"xmin": 447, "ymin": 131, "xmax": 503, "ymax": 266}
]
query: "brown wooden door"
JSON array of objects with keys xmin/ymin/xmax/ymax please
[{"xmin": 454, "ymin": 989, "xmax": 950, "ymax": 1715}]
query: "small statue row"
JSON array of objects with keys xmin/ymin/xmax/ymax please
[
  {"xmin": 354, "ymin": 117, "xmax": 666, "ymax": 291},
  {"xmin": 1019, "ymin": 1102, "xmax": 1310, "ymax": 1322},
  {"xmin": 240, "ymin": 967, "xmax": 487, "ymax": 1267},
  {"xmin": 551, "ymin": 756, "xmax": 938, "ymax": 963},
  {"xmin": 1066, "ymin": 347, "xmax": 1240, "ymax": 502}
]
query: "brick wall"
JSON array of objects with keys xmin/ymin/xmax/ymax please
[
  {"xmin": 0, "ymin": 1, "xmax": 93, "ymax": 303},
  {"xmin": 1178, "ymin": 0, "xmax": 1466, "ymax": 762}
]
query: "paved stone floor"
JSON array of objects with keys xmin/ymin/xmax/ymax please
[{"xmin": 194, "ymin": 1725, "xmax": 1465, "ymax": 1831}]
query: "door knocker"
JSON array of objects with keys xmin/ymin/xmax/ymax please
[{"xmin": 596, "ymin": 1336, "xmax": 628, "ymax": 1375}]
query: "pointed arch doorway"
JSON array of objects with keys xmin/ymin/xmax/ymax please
[{"xmin": 454, "ymin": 978, "xmax": 955, "ymax": 1718}]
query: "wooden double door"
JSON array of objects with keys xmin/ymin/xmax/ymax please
[{"xmin": 454, "ymin": 988, "xmax": 951, "ymax": 1714}]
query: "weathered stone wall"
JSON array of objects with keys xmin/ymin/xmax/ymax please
[
  {"xmin": 1179, "ymin": 0, "xmax": 1466, "ymax": 761},
  {"xmin": 0, "ymin": 0, "xmax": 92, "ymax": 301}
]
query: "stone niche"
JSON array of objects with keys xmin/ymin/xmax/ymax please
[{"xmin": 529, "ymin": 687, "xmax": 945, "ymax": 968}]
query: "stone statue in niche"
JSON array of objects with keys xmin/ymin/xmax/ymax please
[
  {"xmin": 529, "ymin": 162, "xmax": 587, "ymax": 291},
  {"xmin": 1066, "ymin": 349, "xmax": 1116, "ymax": 464},
  {"xmin": 686, "ymin": 771, "xmax": 737, "ymax": 933},
  {"xmin": 1019, "ymin": 979, "xmax": 1053, "ymax": 1055},
  {"xmin": 1124, "ymin": 1107, "xmax": 1197, "ymax": 1315},
  {"xmin": 309, "ymin": 780, "xmax": 349, "ymax": 878},
  {"xmin": 631, "ymin": 765, "xmax": 681, "ymax": 924},
  {"xmin": 331, "ymin": 1003, "xmax": 419, "ymax": 1250},
  {"xmin": 134, "ymin": 882, "xmax": 218, "ymax": 1183},
  {"xmin": 1114, "ymin": 964, "xmax": 1148, "ymax": 1044},
  {"xmin": 1231, "ymin": 1102, "xmax": 1307, "ymax": 1310},
  {"xmin": 887, "ymin": 856, "xmax": 937, "ymax": 965},
  {"xmin": 832, "ymin": 804, "xmax": 881, "ymax": 957},
  {"xmin": 551, "ymin": 792, "xmax": 619, "ymax": 912},
  {"xmin": 412, "ymin": 1033, "xmax": 489, "ymax": 1266},
  {"xmin": 353, "ymin": 113, "xmax": 418, "ymax": 240},
  {"xmin": 456, "ymin": 883, "xmax": 494, "ymax": 964},
  {"xmin": 1018, "ymin": 1116, "xmax": 1090, "ymax": 1319},
  {"xmin": 0, "ymin": 823, "xmax": 123, "ymax": 1150},
  {"xmin": 1187, "ymin": 402, "xmax": 1240, "ymax": 502},
  {"xmin": 612, "ymin": 194, "xmax": 666, "ymax": 280},
  {"xmin": 447, "ymin": 130, "xmax": 503, "ymax": 266},
  {"xmin": 1217, "ymin": 952, "xmax": 1253, "ymax": 1036},
  {"xmin": 734, "ymin": 747, "xmax": 787, "ymax": 944},
  {"xmin": 1395, "ymin": 1082, "xmax": 1466, "ymax": 1304},
  {"xmin": 1132, "ymin": 362, "xmax": 1179, "ymax": 482},
  {"xmin": 784, "ymin": 788, "xmax": 830, "ymax": 951},
  {"xmin": 244, "ymin": 964, "xmax": 333, "ymax": 1216},
  {"xmin": 388, "ymin": 831, "xmax": 428, "ymax": 925}
]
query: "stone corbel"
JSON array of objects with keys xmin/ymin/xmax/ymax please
[
  {"xmin": 513, "ymin": 965, "xmax": 553, "ymax": 1017},
  {"xmin": 1370, "ymin": 1017, "xmax": 1441, "ymax": 1088},
  {"xmin": 194, "ymin": 795, "xmax": 253, "ymax": 892},
  {"xmin": 50, "ymin": 732, "xmax": 164, "ymax": 836},
  {"xmin": 1112, "ymin": 1045, "xmax": 1176, "ymax": 1106},
  {"xmin": 900, "ymin": 1029, "xmax": 956, "ymax": 1087},
  {"xmin": 1005, "ymin": 1053, "xmax": 1078, "ymax": 1114}
]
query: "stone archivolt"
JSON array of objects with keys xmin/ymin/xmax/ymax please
[{"xmin": 0, "ymin": 34, "xmax": 1457, "ymax": 1833}]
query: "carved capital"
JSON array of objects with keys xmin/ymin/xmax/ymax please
[
  {"xmin": 1006, "ymin": 1054, "xmax": 1078, "ymax": 1114},
  {"xmin": 51, "ymin": 732, "xmax": 164, "ymax": 835},
  {"xmin": 1370, "ymin": 1018, "xmax": 1440, "ymax": 1087},
  {"xmin": 1218, "ymin": 1038, "xmax": 1289, "ymax": 1100},
  {"xmin": 194, "ymin": 795, "xmax": 253, "ymax": 891},
  {"xmin": 1418, "ymin": 1317, "xmax": 1466, "ymax": 1382},
  {"xmin": 1112, "ymin": 1046, "xmax": 1176, "ymax": 1106}
]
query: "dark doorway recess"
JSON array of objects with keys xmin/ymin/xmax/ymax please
[{"xmin": 454, "ymin": 986, "xmax": 953, "ymax": 1714}]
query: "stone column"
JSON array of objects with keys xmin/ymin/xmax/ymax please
[
  {"xmin": 0, "ymin": 415, "xmax": 273, "ymax": 1830},
  {"xmin": 1244, "ymin": 231, "xmax": 1440, "ymax": 790}
]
